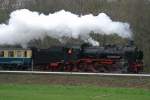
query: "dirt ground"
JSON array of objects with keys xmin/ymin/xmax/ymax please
[{"xmin": 0, "ymin": 73, "xmax": 150, "ymax": 89}]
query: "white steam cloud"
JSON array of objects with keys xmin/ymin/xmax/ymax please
[{"xmin": 0, "ymin": 9, "xmax": 131, "ymax": 47}]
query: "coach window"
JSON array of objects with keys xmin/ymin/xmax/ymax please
[
  {"xmin": 8, "ymin": 51, "xmax": 14, "ymax": 57},
  {"xmin": 24, "ymin": 51, "xmax": 27, "ymax": 57},
  {"xmin": 0, "ymin": 51, "xmax": 4, "ymax": 57},
  {"xmin": 17, "ymin": 51, "xmax": 22, "ymax": 57}
]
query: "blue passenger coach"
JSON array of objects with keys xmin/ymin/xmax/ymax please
[{"xmin": 0, "ymin": 49, "xmax": 32, "ymax": 70}]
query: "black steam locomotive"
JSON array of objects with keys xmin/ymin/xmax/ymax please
[
  {"xmin": 0, "ymin": 43, "xmax": 143, "ymax": 73},
  {"xmin": 32, "ymin": 43, "xmax": 143, "ymax": 73}
]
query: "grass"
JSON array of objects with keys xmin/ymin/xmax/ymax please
[{"xmin": 0, "ymin": 84, "xmax": 150, "ymax": 100}]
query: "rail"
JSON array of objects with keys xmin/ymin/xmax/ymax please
[{"xmin": 0, "ymin": 70, "xmax": 150, "ymax": 77}]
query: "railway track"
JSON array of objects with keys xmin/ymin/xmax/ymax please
[{"xmin": 0, "ymin": 70, "xmax": 150, "ymax": 77}]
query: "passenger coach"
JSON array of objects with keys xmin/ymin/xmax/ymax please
[{"xmin": 0, "ymin": 48, "xmax": 32, "ymax": 70}]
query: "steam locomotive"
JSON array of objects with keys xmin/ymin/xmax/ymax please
[{"xmin": 0, "ymin": 43, "xmax": 143, "ymax": 73}]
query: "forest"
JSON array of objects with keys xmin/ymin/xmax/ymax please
[{"xmin": 0, "ymin": 0, "xmax": 150, "ymax": 71}]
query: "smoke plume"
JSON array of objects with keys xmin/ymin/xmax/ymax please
[{"xmin": 0, "ymin": 9, "xmax": 131, "ymax": 47}]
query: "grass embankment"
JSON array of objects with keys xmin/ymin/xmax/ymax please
[
  {"xmin": 0, "ymin": 84, "xmax": 150, "ymax": 100},
  {"xmin": 0, "ymin": 73, "xmax": 150, "ymax": 89}
]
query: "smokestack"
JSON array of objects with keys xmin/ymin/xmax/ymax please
[
  {"xmin": 0, "ymin": 9, "xmax": 132, "ymax": 47},
  {"xmin": 128, "ymin": 40, "xmax": 134, "ymax": 46}
]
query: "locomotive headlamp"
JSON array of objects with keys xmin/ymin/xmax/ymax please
[{"xmin": 68, "ymin": 49, "xmax": 73, "ymax": 54}]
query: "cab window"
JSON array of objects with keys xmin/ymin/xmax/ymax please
[{"xmin": 0, "ymin": 51, "xmax": 4, "ymax": 57}]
